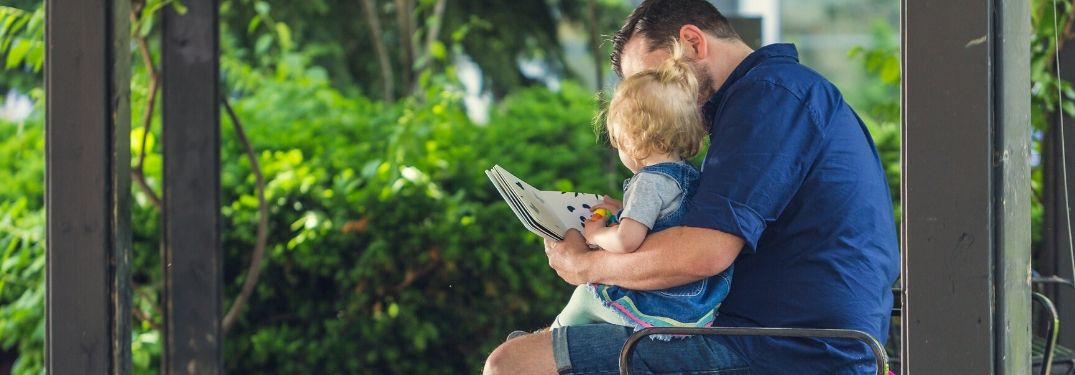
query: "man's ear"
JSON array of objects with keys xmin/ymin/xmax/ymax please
[{"xmin": 679, "ymin": 25, "xmax": 709, "ymax": 59}]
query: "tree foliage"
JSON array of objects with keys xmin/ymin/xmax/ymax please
[
  {"xmin": 0, "ymin": 4, "xmax": 42, "ymax": 92},
  {"xmin": 848, "ymin": 22, "xmax": 900, "ymax": 223},
  {"xmin": 218, "ymin": 0, "xmax": 629, "ymax": 100}
]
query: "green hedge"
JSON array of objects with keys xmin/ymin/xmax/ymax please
[{"xmin": 214, "ymin": 59, "xmax": 616, "ymax": 374}]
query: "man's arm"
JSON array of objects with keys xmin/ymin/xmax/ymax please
[{"xmin": 546, "ymin": 226, "xmax": 743, "ymax": 291}]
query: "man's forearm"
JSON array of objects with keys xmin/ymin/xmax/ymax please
[{"xmin": 583, "ymin": 226, "xmax": 742, "ymax": 290}]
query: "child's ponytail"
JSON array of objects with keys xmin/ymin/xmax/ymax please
[{"xmin": 655, "ymin": 40, "xmax": 701, "ymax": 101}]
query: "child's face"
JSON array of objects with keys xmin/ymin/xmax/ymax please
[
  {"xmin": 617, "ymin": 147, "xmax": 642, "ymax": 174},
  {"xmin": 610, "ymin": 122, "xmax": 642, "ymax": 173}
]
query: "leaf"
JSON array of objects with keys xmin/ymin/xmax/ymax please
[
  {"xmin": 1063, "ymin": 100, "xmax": 1075, "ymax": 118},
  {"xmin": 170, "ymin": 0, "xmax": 188, "ymax": 15},
  {"xmin": 3, "ymin": 11, "xmax": 25, "ymax": 35},
  {"xmin": 451, "ymin": 24, "xmax": 471, "ymax": 43},
  {"xmin": 138, "ymin": 14, "xmax": 155, "ymax": 37},
  {"xmin": 255, "ymin": 34, "xmax": 273, "ymax": 55},
  {"xmin": 27, "ymin": 41, "xmax": 43, "ymax": 72},
  {"xmin": 429, "ymin": 40, "xmax": 447, "ymax": 60},
  {"xmin": 5, "ymin": 39, "xmax": 28, "ymax": 69},
  {"xmin": 255, "ymin": 1, "xmax": 271, "ymax": 16},
  {"xmin": 880, "ymin": 60, "xmax": 900, "ymax": 85},
  {"xmin": 275, "ymin": 23, "xmax": 292, "ymax": 51},
  {"xmin": 247, "ymin": 16, "xmax": 262, "ymax": 34}
]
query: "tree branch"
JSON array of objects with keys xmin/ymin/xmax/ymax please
[
  {"xmin": 423, "ymin": 0, "xmax": 446, "ymax": 57},
  {"xmin": 390, "ymin": 248, "xmax": 441, "ymax": 294},
  {"xmin": 411, "ymin": 0, "xmax": 447, "ymax": 93},
  {"xmin": 395, "ymin": 0, "xmax": 416, "ymax": 91},
  {"xmin": 132, "ymin": 306, "xmax": 162, "ymax": 331},
  {"xmin": 130, "ymin": 7, "xmax": 162, "ymax": 210},
  {"xmin": 1034, "ymin": 183, "xmax": 1046, "ymax": 208},
  {"xmin": 220, "ymin": 96, "xmax": 270, "ymax": 334},
  {"xmin": 360, "ymin": 0, "xmax": 396, "ymax": 102},
  {"xmin": 587, "ymin": 0, "xmax": 604, "ymax": 95},
  {"xmin": 131, "ymin": 282, "xmax": 163, "ymax": 331}
]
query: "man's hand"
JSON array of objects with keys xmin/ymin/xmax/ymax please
[
  {"xmin": 544, "ymin": 229, "xmax": 592, "ymax": 285},
  {"xmin": 583, "ymin": 214, "xmax": 609, "ymax": 246}
]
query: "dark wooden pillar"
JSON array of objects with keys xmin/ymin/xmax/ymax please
[
  {"xmin": 45, "ymin": 0, "xmax": 132, "ymax": 373},
  {"xmin": 901, "ymin": 0, "xmax": 1031, "ymax": 373},
  {"xmin": 161, "ymin": 0, "xmax": 222, "ymax": 373}
]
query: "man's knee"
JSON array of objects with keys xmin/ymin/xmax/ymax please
[
  {"xmin": 483, "ymin": 331, "xmax": 557, "ymax": 375},
  {"xmin": 483, "ymin": 342, "xmax": 514, "ymax": 375}
]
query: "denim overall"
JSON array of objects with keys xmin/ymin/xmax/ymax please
[{"xmin": 590, "ymin": 161, "xmax": 734, "ymax": 331}]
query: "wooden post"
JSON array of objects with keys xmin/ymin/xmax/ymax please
[
  {"xmin": 901, "ymin": 0, "xmax": 1031, "ymax": 373},
  {"xmin": 45, "ymin": 0, "xmax": 132, "ymax": 373},
  {"xmin": 161, "ymin": 0, "xmax": 222, "ymax": 373}
]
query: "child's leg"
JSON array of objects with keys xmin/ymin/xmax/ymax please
[{"xmin": 551, "ymin": 284, "xmax": 624, "ymax": 328}]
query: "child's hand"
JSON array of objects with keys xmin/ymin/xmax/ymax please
[
  {"xmin": 591, "ymin": 195, "xmax": 623, "ymax": 214},
  {"xmin": 583, "ymin": 216, "xmax": 608, "ymax": 246}
]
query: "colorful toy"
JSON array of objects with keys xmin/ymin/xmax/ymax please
[
  {"xmin": 590, "ymin": 208, "xmax": 611, "ymax": 221},
  {"xmin": 589, "ymin": 208, "xmax": 619, "ymax": 225}
]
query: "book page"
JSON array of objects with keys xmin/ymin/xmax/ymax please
[
  {"xmin": 490, "ymin": 166, "xmax": 569, "ymax": 239},
  {"xmin": 486, "ymin": 169, "xmax": 560, "ymax": 240},
  {"xmin": 535, "ymin": 190, "xmax": 603, "ymax": 235},
  {"xmin": 487, "ymin": 165, "xmax": 604, "ymax": 241}
]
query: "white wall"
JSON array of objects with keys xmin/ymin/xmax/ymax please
[{"xmin": 737, "ymin": 0, "xmax": 781, "ymax": 46}]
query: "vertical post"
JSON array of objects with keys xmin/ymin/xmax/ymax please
[
  {"xmin": 901, "ymin": 0, "xmax": 1031, "ymax": 373},
  {"xmin": 161, "ymin": 0, "xmax": 222, "ymax": 373},
  {"xmin": 45, "ymin": 0, "xmax": 132, "ymax": 374},
  {"xmin": 993, "ymin": 1, "xmax": 1032, "ymax": 372}
]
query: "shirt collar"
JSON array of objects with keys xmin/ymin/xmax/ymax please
[{"xmin": 702, "ymin": 43, "xmax": 800, "ymax": 125}]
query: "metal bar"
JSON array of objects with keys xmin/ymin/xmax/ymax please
[
  {"xmin": 618, "ymin": 327, "xmax": 888, "ymax": 375},
  {"xmin": 161, "ymin": 0, "xmax": 222, "ymax": 373},
  {"xmin": 1033, "ymin": 292, "xmax": 1059, "ymax": 375},
  {"xmin": 901, "ymin": 0, "xmax": 1031, "ymax": 373},
  {"xmin": 993, "ymin": 0, "xmax": 1033, "ymax": 373},
  {"xmin": 45, "ymin": 0, "xmax": 132, "ymax": 374}
]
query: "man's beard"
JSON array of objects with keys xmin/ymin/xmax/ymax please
[{"xmin": 691, "ymin": 60, "xmax": 716, "ymax": 104}]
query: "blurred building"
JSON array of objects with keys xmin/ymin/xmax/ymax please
[
  {"xmin": 474, "ymin": 0, "xmax": 900, "ymax": 123},
  {"xmin": 598, "ymin": 0, "xmax": 899, "ymax": 101}
]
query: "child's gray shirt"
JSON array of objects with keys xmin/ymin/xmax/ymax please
[{"xmin": 618, "ymin": 162, "xmax": 688, "ymax": 229}]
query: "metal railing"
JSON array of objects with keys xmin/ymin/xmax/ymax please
[{"xmin": 619, "ymin": 327, "xmax": 888, "ymax": 375}]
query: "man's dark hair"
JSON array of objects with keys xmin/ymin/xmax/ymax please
[{"xmin": 610, "ymin": 0, "xmax": 740, "ymax": 77}]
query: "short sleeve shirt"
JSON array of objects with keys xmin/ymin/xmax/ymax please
[
  {"xmin": 679, "ymin": 44, "xmax": 900, "ymax": 374},
  {"xmin": 619, "ymin": 171, "xmax": 683, "ymax": 229}
]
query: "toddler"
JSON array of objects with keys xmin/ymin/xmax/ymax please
[{"xmin": 551, "ymin": 41, "xmax": 733, "ymax": 333}]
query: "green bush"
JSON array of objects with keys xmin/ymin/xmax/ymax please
[
  {"xmin": 211, "ymin": 56, "xmax": 613, "ymax": 373},
  {"xmin": 0, "ymin": 99, "xmax": 44, "ymax": 375}
]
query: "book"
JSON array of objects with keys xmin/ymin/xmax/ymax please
[{"xmin": 485, "ymin": 165, "xmax": 603, "ymax": 242}]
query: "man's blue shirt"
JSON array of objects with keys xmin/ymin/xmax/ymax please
[{"xmin": 679, "ymin": 43, "xmax": 900, "ymax": 374}]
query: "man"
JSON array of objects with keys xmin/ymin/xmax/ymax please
[{"xmin": 483, "ymin": 0, "xmax": 899, "ymax": 373}]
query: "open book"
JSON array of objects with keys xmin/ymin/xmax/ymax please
[{"xmin": 485, "ymin": 165, "xmax": 603, "ymax": 242}]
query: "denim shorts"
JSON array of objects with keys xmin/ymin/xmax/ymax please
[{"xmin": 551, "ymin": 323, "xmax": 752, "ymax": 374}]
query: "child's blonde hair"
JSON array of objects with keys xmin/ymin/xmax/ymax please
[{"xmin": 602, "ymin": 40, "xmax": 706, "ymax": 162}]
